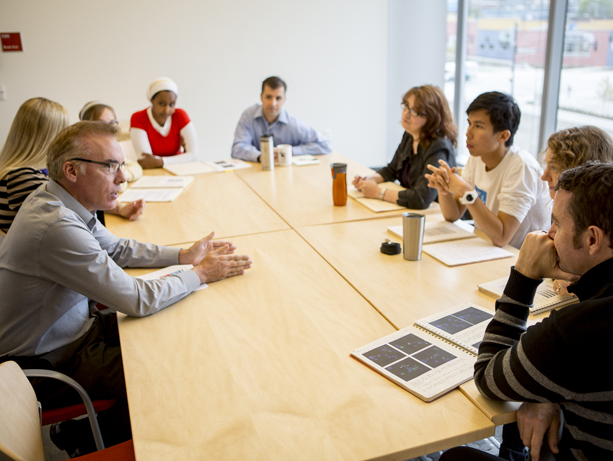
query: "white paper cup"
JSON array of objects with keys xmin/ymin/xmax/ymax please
[{"xmin": 278, "ymin": 144, "xmax": 293, "ymax": 166}]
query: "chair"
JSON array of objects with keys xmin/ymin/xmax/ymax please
[{"xmin": 0, "ymin": 361, "xmax": 134, "ymax": 461}]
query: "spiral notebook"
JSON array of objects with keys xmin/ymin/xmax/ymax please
[
  {"xmin": 351, "ymin": 302, "xmax": 493, "ymax": 402},
  {"xmin": 387, "ymin": 220, "xmax": 476, "ymax": 244},
  {"xmin": 478, "ymin": 277, "xmax": 578, "ymax": 315}
]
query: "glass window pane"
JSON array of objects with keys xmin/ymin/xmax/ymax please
[
  {"xmin": 556, "ymin": 2, "xmax": 613, "ymax": 140},
  {"xmin": 447, "ymin": 0, "xmax": 550, "ymax": 164}
]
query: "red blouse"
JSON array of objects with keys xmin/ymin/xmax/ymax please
[{"xmin": 130, "ymin": 108, "xmax": 190, "ymax": 157}]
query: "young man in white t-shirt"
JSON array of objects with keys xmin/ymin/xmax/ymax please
[{"xmin": 426, "ymin": 91, "xmax": 550, "ymax": 249}]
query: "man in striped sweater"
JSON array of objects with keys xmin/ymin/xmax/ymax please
[{"xmin": 441, "ymin": 162, "xmax": 613, "ymax": 461}]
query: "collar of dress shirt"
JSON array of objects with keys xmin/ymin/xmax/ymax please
[
  {"xmin": 255, "ymin": 105, "xmax": 289, "ymax": 127},
  {"xmin": 46, "ymin": 179, "xmax": 98, "ymax": 230},
  {"xmin": 146, "ymin": 106, "xmax": 172, "ymax": 137}
]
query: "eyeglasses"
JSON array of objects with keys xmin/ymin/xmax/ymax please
[
  {"xmin": 106, "ymin": 120, "xmax": 119, "ymax": 126},
  {"xmin": 401, "ymin": 102, "xmax": 426, "ymax": 118},
  {"xmin": 69, "ymin": 158, "xmax": 127, "ymax": 174}
]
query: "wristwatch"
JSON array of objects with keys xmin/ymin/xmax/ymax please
[
  {"xmin": 379, "ymin": 188, "xmax": 387, "ymax": 200},
  {"xmin": 459, "ymin": 189, "xmax": 478, "ymax": 205}
]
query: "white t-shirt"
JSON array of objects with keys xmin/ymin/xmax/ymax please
[{"xmin": 462, "ymin": 145, "xmax": 551, "ymax": 249}]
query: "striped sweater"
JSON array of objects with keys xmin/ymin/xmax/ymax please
[
  {"xmin": 474, "ymin": 259, "xmax": 613, "ymax": 460},
  {"xmin": 0, "ymin": 167, "xmax": 48, "ymax": 233}
]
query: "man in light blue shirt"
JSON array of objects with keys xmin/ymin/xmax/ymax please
[{"xmin": 231, "ymin": 76, "xmax": 333, "ymax": 162}]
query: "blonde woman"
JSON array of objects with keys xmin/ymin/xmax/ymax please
[
  {"xmin": 0, "ymin": 98, "xmax": 69, "ymax": 233},
  {"xmin": 0, "ymin": 99, "xmax": 144, "ymax": 233}
]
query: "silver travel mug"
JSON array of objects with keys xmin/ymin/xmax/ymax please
[
  {"xmin": 260, "ymin": 135, "xmax": 274, "ymax": 171},
  {"xmin": 403, "ymin": 213, "xmax": 425, "ymax": 261}
]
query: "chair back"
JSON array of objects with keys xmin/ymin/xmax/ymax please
[{"xmin": 0, "ymin": 361, "xmax": 45, "ymax": 461}]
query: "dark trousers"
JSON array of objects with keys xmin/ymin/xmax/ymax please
[
  {"xmin": 440, "ymin": 447, "xmax": 504, "ymax": 460},
  {"xmin": 2, "ymin": 312, "xmax": 131, "ymax": 448}
]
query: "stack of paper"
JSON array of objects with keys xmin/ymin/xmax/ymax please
[
  {"xmin": 348, "ymin": 182, "xmax": 408, "ymax": 212},
  {"xmin": 130, "ymin": 176, "xmax": 194, "ymax": 189},
  {"xmin": 479, "ymin": 277, "xmax": 578, "ymax": 315},
  {"xmin": 164, "ymin": 159, "xmax": 252, "ymax": 176},
  {"xmin": 388, "ymin": 220, "xmax": 477, "ymax": 244},
  {"xmin": 293, "ymin": 155, "xmax": 321, "ymax": 166},
  {"xmin": 119, "ymin": 175, "xmax": 194, "ymax": 202},
  {"xmin": 423, "ymin": 239, "xmax": 513, "ymax": 266}
]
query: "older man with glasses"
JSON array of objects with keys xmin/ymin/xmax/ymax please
[{"xmin": 0, "ymin": 121, "xmax": 252, "ymax": 456}]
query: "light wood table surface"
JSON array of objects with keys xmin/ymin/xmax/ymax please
[
  {"xmin": 296, "ymin": 215, "xmax": 519, "ymax": 330},
  {"xmin": 459, "ymin": 380, "xmax": 521, "ymax": 426},
  {"xmin": 235, "ymin": 152, "xmax": 440, "ymax": 228},
  {"xmin": 297, "ymin": 216, "xmax": 527, "ymax": 426},
  {"xmin": 119, "ymin": 230, "xmax": 494, "ymax": 460},
  {"xmin": 105, "ymin": 171, "xmax": 289, "ymax": 246}
]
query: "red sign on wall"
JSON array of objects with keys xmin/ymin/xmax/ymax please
[{"xmin": 1, "ymin": 33, "xmax": 23, "ymax": 52}]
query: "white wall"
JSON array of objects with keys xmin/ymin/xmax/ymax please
[
  {"xmin": 0, "ymin": 0, "xmax": 446, "ymax": 168},
  {"xmin": 386, "ymin": 0, "xmax": 447, "ymax": 163}
]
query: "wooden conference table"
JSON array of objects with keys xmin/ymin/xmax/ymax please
[
  {"xmin": 105, "ymin": 170, "xmax": 289, "ymax": 246},
  {"xmin": 234, "ymin": 152, "xmax": 439, "ymax": 228},
  {"xmin": 109, "ymin": 153, "xmax": 518, "ymax": 460},
  {"xmin": 121, "ymin": 231, "xmax": 493, "ymax": 461},
  {"xmin": 296, "ymin": 215, "xmax": 519, "ymax": 329}
]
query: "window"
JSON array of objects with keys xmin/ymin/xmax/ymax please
[
  {"xmin": 555, "ymin": 0, "xmax": 613, "ymax": 140},
  {"xmin": 447, "ymin": 0, "xmax": 550, "ymax": 164}
]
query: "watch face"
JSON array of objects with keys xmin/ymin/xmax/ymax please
[{"xmin": 466, "ymin": 194, "xmax": 474, "ymax": 202}]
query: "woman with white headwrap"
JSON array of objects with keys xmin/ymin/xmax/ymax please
[{"xmin": 130, "ymin": 77, "xmax": 199, "ymax": 169}]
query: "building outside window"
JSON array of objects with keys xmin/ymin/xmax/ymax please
[{"xmin": 556, "ymin": 0, "xmax": 613, "ymax": 139}]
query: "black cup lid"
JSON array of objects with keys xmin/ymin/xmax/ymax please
[{"xmin": 380, "ymin": 241, "xmax": 401, "ymax": 255}]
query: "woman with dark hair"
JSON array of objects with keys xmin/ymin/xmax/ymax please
[{"xmin": 353, "ymin": 85, "xmax": 457, "ymax": 209}]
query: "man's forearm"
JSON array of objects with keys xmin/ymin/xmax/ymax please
[
  {"xmin": 438, "ymin": 192, "xmax": 464, "ymax": 221},
  {"xmin": 467, "ymin": 200, "xmax": 519, "ymax": 247},
  {"xmin": 231, "ymin": 144, "xmax": 260, "ymax": 162}
]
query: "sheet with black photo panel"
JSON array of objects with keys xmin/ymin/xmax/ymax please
[
  {"xmin": 414, "ymin": 302, "xmax": 494, "ymax": 355},
  {"xmin": 351, "ymin": 325, "xmax": 475, "ymax": 402}
]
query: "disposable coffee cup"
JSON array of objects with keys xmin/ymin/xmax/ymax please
[
  {"xmin": 278, "ymin": 144, "xmax": 293, "ymax": 166},
  {"xmin": 403, "ymin": 213, "xmax": 425, "ymax": 261}
]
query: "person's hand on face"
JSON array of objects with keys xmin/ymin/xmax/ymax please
[{"xmin": 515, "ymin": 231, "xmax": 581, "ymax": 282}]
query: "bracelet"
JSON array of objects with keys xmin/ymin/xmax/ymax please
[{"xmin": 379, "ymin": 188, "xmax": 387, "ymax": 200}]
